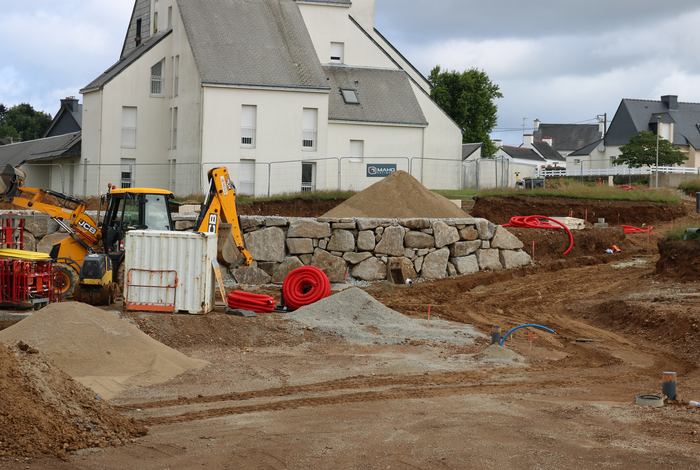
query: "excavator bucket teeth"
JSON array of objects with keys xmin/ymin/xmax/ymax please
[{"xmin": 217, "ymin": 223, "xmax": 245, "ymax": 268}]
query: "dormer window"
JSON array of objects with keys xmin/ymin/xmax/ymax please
[
  {"xmin": 341, "ymin": 88, "xmax": 359, "ymax": 104},
  {"xmin": 330, "ymin": 42, "xmax": 344, "ymax": 63}
]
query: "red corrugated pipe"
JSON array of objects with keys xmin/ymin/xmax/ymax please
[
  {"xmin": 227, "ymin": 290, "xmax": 276, "ymax": 313},
  {"xmin": 503, "ymin": 215, "xmax": 574, "ymax": 256},
  {"xmin": 282, "ymin": 266, "xmax": 331, "ymax": 310}
]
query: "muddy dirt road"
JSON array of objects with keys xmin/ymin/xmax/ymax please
[{"xmin": 2, "ymin": 198, "xmax": 700, "ymax": 469}]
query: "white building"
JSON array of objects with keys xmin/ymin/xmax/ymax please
[{"xmin": 74, "ymin": 0, "xmax": 462, "ymax": 197}]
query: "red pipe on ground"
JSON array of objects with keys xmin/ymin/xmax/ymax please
[
  {"xmin": 227, "ymin": 291, "xmax": 276, "ymax": 313},
  {"xmin": 503, "ymin": 215, "xmax": 574, "ymax": 256},
  {"xmin": 282, "ymin": 266, "xmax": 331, "ymax": 310}
]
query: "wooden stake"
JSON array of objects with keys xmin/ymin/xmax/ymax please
[
  {"xmin": 532, "ymin": 240, "xmax": 535, "ymax": 263},
  {"xmin": 427, "ymin": 304, "xmax": 431, "ymax": 328}
]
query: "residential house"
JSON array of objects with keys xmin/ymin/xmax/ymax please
[
  {"xmin": 75, "ymin": 0, "xmax": 462, "ymax": 197},
  {"xmin": 494, "ymin": 145, "xmax": 546, "ymax": 167},
  {"xmin": 520, "ymin": 133, "xmax": 566, "ymax": 168},
  {"xmin": 43, "ymin": 97, "xmax": 82, "ymax": 138},
  {"xmin": 461, "ymin": 142, "xmax": 482, "ymax": 161},
  {"xmin": 532, "ymin": 119, "xmax": 604, "ymax": 157},
  {"xmin": 568, "ymin": 95, "xmax": 700, "ymax": 171}
]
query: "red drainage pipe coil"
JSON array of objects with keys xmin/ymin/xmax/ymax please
[
  {"xmin": 227, "ymin": 291, "xmax": 276, "ymax": 313},
  {"xmin": 503, "ymin": 215, "xmax": 574, "ymax": 256},
  {"xmin": 622, "ymin": 225, "xmax": 653, "ymax": 234},
  {"xmin": 282, "ymin": 266, "xmax": 331, "ymax": 310}
]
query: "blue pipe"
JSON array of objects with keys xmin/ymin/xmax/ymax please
[{"xmin": 499, "ymin": 324, "xmax": 555, "ymax": 346}]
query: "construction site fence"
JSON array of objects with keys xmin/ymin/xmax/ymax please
[{"xmin": 17, "ymin": 157, "xmax": 602, "ymax": 199}]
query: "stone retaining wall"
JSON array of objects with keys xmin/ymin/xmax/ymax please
[{"xmin": 5, "ymin": 211, "xmax": 532, "ymax": 285}]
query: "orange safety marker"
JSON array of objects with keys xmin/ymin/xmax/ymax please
[{"xmin": 427, "ymin": 304, "xmax": 431, "ymax": 328}]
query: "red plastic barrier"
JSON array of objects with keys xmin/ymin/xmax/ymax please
[
  {"xmin": 282, "ymin": 266, "xmax": 331, "ymax": 310},
  {"xmin": 503, "ymin": 215, "xmax": 574, "ymax": 256},
  {"xmin": 622, "ymin": 225, "xmax": 653, "ymax": 234},
  {"xmin": 227, "ymin": 290, "xmax": 276, "ymax": 313}
]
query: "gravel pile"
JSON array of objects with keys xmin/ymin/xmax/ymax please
[{"xmin": 286, "ymin": 287, "xmax": 486, "ymax": 346}]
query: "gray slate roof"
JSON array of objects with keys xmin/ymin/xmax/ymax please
[
  {"xmin": 178, "ymin": 0, "xmax": 328, "ymax": 89},
  {"xmin": 532, "ymin": 141, "xmax": 565, "ymax": 162},
  {"xmin": 82, "ymin": 31, "xmax": 171, "ymax": 93},
  {"xmin": 0, "ymin": 132, "xmax": 81, "ymax": 167},
  {"xmin": 534, "ymin": 124, "xmax": 601, "ymax": 151},
  {"xmin": 500, "ymin": 146, "xmax": 546, "ymax": 163},
  {"xmin": 44, "ymin": 99, "xmax": 82, "ymax": 138},
  {"xmin": 324, "ymin": 66, "xmax": 427, "ymax": 126},
  {"xmin": 569, "ymin": 138, "xmax": 603, "ymax": 157},
  {"xmin": 605, "ymin": 98, "xmax": 700, "ymax": 149},
  {"xmin": 461, "ymin": 143, "xmax": 482, "ymax": 159}
]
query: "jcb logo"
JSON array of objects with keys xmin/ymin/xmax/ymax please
[
  {"xmin": 208, "ymin": 214, "xmax": 217, "ymax": 233},
  {"xmin": 78, "ymin": 219, "xmax": 97, "ymax": 235}
]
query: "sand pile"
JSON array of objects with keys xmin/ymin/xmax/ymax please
[
  {"xmin": 0, "ymin": 341, "xmax": 146, "ymax": 459},
  {"xmin": 286, "ymin": 287, "xmax": 485, "ymax": 346},
  {"xmin": 0, "ymin": 302, "xmax": 208, "ymax": 400},
  {"xmin": 323, "ymin": 170, "xmax": 467, "ymax": 218}
]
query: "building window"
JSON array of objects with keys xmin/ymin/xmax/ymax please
[
  {"xmin": 302, "ymin": 108, "xmax": 317, "ymax": 150},
  {"xmin": 121, "ymin": 158, "xmax": 135, "ymax": 188},
  {"xmin": 121, "ymin": 107, "xmax": 137, "ymax": 148},
  {"xmin": 341, "ymin": 88, "xmax": 359, "ymax": 104},
  {"xmin": 301, "ymin": 162, "xmax": 316, "ymax": 192},
  {"xmin": 241, "ymin": 105, "xmax": 256, "ymax": 147},
  {"xmin": 173, "ymin": 55, "xmax": 179, "ymax": 97},
  {"xmin": 136, "ymin": 19, "xmax": 142, "ymax": 46},
  {"xmin": 330, "ymin": 42, "xmax": 344, "ymax": 63},
  {"xmin": 172, "ymin": 107, "xmax": 178, "ymax": 149},
  {"xmin": 153, "ymin": 11, "xmax": 158, "ymax": 33},
  {"xmin": 167, "ymin": 6, "xmax": 172, "ymax": 29},
  {"xmin": 350, "ymin": 140, "xmax": 363, "ymax": 162},
  {"xmin": 240, "ymin": 159, "xmax": 255, "ymax": 195},
  {"xmin": 150, "ymin": 60, "xmax": 164, "ymax": 96}
]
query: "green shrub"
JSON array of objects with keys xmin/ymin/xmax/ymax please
[
  {"xmin": 678, "ymin": 179, "xmax": 700, "ymax": 195},
  {"xmin": 664, "ymin": 224, "xmax": 700, "ymax": 241}
]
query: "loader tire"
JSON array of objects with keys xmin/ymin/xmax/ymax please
[{"xmin": 57, "ymin": 264, "xmax": 79, "ymax": 300}]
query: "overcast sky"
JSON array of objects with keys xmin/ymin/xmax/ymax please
[{"xmin": 3, "ymin": 0, "xmax": 700, "ymax": 145}]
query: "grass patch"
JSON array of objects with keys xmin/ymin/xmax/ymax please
[
  {"xmin": 432, "ymin": 189, "xmax": 476, "ymax": 199},
  {"xmin": 477, "ymin": 182, "xmax": 681, "ymax": 203},
  {"xmin": 664, "ymin": 224, "xmax": 700, "ymax": 241},
  {"xmin": 678, "ymin": 179, "xmax": 700, "ymax": 196}
]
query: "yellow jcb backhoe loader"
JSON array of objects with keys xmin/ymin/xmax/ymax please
[{"xmin": 0, "ymin": 164, "xmax": 252, "ymax": 304}]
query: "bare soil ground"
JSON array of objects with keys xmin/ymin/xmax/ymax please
[{"xmin": 1, "ymin": 195, "xmax": 700, "ymax": 469}]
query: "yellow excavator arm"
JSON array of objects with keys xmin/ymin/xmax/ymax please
[{"xmin": 195, "ymin": 167, "xmax": 253, "ymax": 268}]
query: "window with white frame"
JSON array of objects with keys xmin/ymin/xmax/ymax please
[
  {"xmin": 241, "ymin": 105, "xmax": 256, "ymax": 147},
  {"xmin": 302, "ymin": 108, "xmax": 317, "ymax": 150},
  {"xmin": 172, "ymin": 107, "xmax": 178, "ymax": 149},
  {"xmin": 173, "ymin": 55, "xmax": 179, "ymax": 97},
  {"xmin": 150, "ymin": 60, "xmax": 164, "ymax": 96},
  {"xmin": 350, "ymin": 140, "xmax": 363, "ymax": 162},
  {"xmin": 121, "ymin": 158, "xmax": 135, "ymax": 188},
  {"xmin": 330, "ymin": 42, "xmax": 344, "ymax": 63},
  {"xmin": 240, "ymin": 159, "xmax": 255, "ymax": 195},
  {"xmin": 121, "ymin": 107, "xmax": 137, "ymax": 148},
  {"xmin": 301, "ymin": 162, "xmax": 316, "ymax": 192}
]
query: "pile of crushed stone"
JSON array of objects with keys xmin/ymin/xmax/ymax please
[
  {"xmin": 286, "ymin": 287, "xmax": 486, "ymax": 346},
  {"xmin": 0, "ymin": 341, "xmax": 146, "ymax": 460},
  {"xmin": 322, "ymin": 170, "xmax": 468, "ymax": 218},
  {"xmin": 0, "ymin": 302, "xmax": 208, "ymax": 400}
]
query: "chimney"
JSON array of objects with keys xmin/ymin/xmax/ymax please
[
  {"xmin": 599, "ymin": 119, "xmax": 605, "ymax": 136},
  {"xmin": 543, "ymin": 137, "xmax": 553, "ymax": 146},
  {"xmin": 493, "ymin": 139, "xmax": 503, "ymax": 149},
  {"xmin": 61, "ymin": 96, "xmax": 78, "ymax": 112},
  {"xmin": 533, "ymin": 119, "xmax": 540, "ymax": 131},
  {"xmin": 523, "ymin": 134, "xmax": 534, "ymax": 147},
  {"xmin": 661, "ymin": 95, "xmax": 678, "ymax": 111}
]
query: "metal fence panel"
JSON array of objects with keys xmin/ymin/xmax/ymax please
[
  {"xmin": 20, "ymin": 164, "xmax": 64, "ymax": 193},
  {"xmin": 338, "ymin": 157, "xmax": 409, "ymax": 192},
  {"xmin": 409, "ymin": 157, "xmax": 463, "ymax": 190}
]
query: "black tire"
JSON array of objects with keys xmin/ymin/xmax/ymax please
[{"xmin": 57, "ymin": 264, "xmax": 79, "ymax": 300}]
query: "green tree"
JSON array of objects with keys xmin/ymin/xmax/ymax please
[
  {"xmin": 428, "ymin": 66, "xmax": 503, "ymax": 157},
  {"xmin": 613, "ymin": 130, "xmax": 687, "ymax": 168},
  {"xmin": 2, "ymin": 103, "xmax": 52, "ymax": 142}
]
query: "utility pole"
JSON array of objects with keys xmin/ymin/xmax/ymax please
[{"xmin": 656, "ymin": 115, "xmax": 662, "ymax": 189}]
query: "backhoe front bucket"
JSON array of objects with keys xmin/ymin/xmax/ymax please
[
  {"xmin": 217, "ymin": 223, "xmax": 246, "ymax": 268},
  {"xmin": 0, "ymin": 165, "xmax": 25, "ymax": 201}
]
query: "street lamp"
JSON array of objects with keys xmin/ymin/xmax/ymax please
[{"xmin": 656, "ymin": 115, "xmax": 662, "ymax": 188}]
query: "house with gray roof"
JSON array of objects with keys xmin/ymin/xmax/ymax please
[
  {"xmin": 71, "ymin": 0, "xmax": 462, "ymax": 197},
  {"xmin": 43, "ymin": 97, "xmax": 82, "ymax": 138},
  {"xmin": 568, "ymin": 95, "xmax": 700, "ymax": 171},
  {"xmin": 494, "ymin": 145, "xmax": 546, "ymax": 167},
  {"xmin": 532, "ymin": 119, "xmax": 604, "ymax": 157}
]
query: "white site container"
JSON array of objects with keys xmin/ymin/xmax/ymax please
[{"xmin": 124, "ymin": 230, "xmax": 217, "ymax": 314}]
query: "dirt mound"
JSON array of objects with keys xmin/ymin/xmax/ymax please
[
  {"xmin": 0, "ymin": 341, "xmax": 146, "ymax": 459},
  {"xmin": 506, "ymin": 226, "xmax": 628, "ymax": 262},
  {"xmin": 472, "ymin": 195, "xmax": 688, "ymax": 225},
  {"xmin": 322, "ymin": 171, "xmax": 467, "ymax": 218},
  {"xmin": 656, "ymin": 238, "xmax": 700, "ymax": 281},
  {"xmin": 287, "ymin": 287, "xmax": 484, "ymax": 346},
  {"xmin": 0, "ymin": 302, "xmax": 208, "ymax": 400}
]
